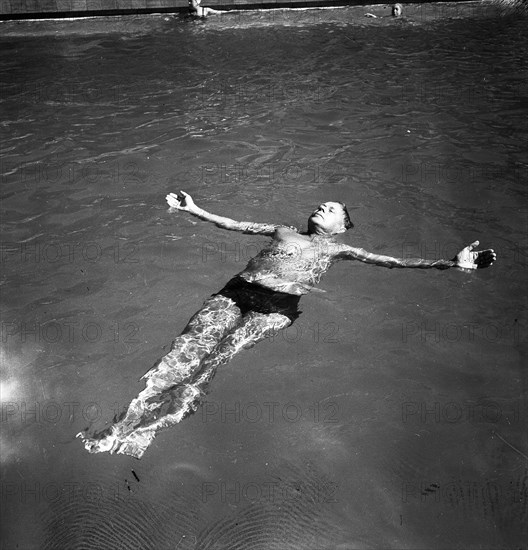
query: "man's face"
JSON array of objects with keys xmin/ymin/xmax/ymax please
[{"xmin": 308, "ymin": 202, "xmax": 346, "ymax": 235}]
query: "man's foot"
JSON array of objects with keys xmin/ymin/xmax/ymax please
[{"xmin": 76, "ymin": 430, "xmax": 119, "ymax": 454}]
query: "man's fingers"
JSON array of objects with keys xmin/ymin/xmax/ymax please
[
  {"xmin": 468, "ymin": 240, "xmax": 479, "ymax": 250},
  {"xmin": 475, "ymin": 249, "xmax": 496, "ymax": 268},
  {"xmin": 166, "ymin": 193, "xmax": 183, "ymax": 209},
  {"xmin": 480, "ymin": 249, "xmax": 496, "ymax": 260}
]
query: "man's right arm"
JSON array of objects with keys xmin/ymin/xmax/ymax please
[{"xmin": 166, "ymin": 191, "xmax": 281, "ymax": 236}]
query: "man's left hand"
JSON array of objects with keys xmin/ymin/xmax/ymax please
[{"xmin": 454, "ymin": 240, "xmax": 496, "ymax": 269}]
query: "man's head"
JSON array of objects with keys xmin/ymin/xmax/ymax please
[
  {"xmin": 308, "ymin": 202, "xmax": 353, "ymax": 236},
  {"xmin": 189, "ymin": 0, "xmax": 201, "ymax": 7},
  {"xmin": 392, "ymin": 3, "xmax": 403, "ymax": 17}
]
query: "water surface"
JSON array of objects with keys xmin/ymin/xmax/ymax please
[{"xmin": 1, "ymin": 3, "xmax": 527, "ymax": 548}]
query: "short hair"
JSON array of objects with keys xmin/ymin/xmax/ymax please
[{"xmin": 338, "ymin": 202, "xmax": 354, "ymax": 230}]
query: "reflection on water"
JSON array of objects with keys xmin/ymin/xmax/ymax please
[{"xmin": 1, "ymin": 3, "xmax": 527, "ymax": 548}]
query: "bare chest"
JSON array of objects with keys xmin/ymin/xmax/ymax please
[{"xmin": 273, "ymin": 228, "xmax": 334, "ymax": 258}]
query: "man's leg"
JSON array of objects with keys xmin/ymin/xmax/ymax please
[
  {"xmin": 78, "ymin": 310, "xmax": 292, "ymax": 458},
  {"xmin": 114, "ymin": 311, "xmax": 292, "ymax": 457},
  {"xmin": 77, "ymin": 294, "xmax": 243, "ymax": 457},
  {"xmin": 142, "ymin": 294, "xmax": 243, "ymax": 390},
  {"xmin": 192, "ymin": 310, "xmax": 292, "ymax": 387}
]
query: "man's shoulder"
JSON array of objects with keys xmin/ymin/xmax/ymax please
[
  {"xmin": 324, "ymin": 241, "xmax": 358, "ymax": 257},
  {"xmin": 275, "ymin": 225, "xmax": 299, "ymax": 236}
]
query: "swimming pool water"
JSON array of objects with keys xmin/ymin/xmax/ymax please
[{"xmin": 1, "ymin": 3, "xmax": 527, "ymax": 548}]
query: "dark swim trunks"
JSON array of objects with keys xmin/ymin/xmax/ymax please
[{"xmin": 214, "ymin": 276, "xmax": 301, "ymax": 322}]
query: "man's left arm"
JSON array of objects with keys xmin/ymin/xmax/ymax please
[
  {"xmin": 332, "ymin": 241, "xmax": 496, "ymax": 270},
  {"xmin": 204, "ymin": 6, "xmax": 224, "ymax": 14}
]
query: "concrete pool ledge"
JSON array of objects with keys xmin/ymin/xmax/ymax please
[{"xmin": 0, "ymin": 0, "xmax": 524, "ymax": 20}]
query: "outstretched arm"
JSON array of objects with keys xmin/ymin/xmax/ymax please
[
  {"xmin": 166, "ymin": 191, "xmax": 281, "ymax": 236},
  {"xmin": 204, "ymin": 7, "xmax": 224, "ymax": 14},
  {"xmin": 333, "ymin": 241, "xmax": 496, "ymax": 270}
]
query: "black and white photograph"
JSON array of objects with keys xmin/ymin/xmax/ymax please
[{"xmin": 1, "ymin": 0, "xmax": 526, "ymax": 548}]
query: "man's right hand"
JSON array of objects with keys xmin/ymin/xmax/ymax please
[{"xmin": 166, "ymin": 191, "xmax": 197, "ymax": 213}]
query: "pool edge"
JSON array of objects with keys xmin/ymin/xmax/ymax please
[{"xmin": 0, "ymin": 0, "xmax": 502, "ymax": 21}]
